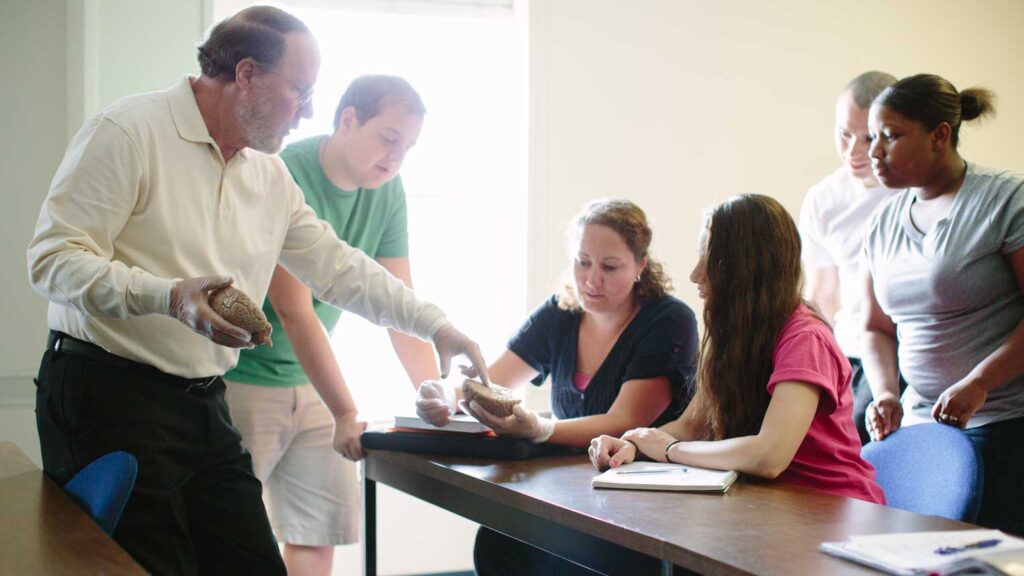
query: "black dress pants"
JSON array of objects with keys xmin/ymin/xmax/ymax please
[
  {"xmin": 964, "ymin": 416, "xmax": 1024, "ymax": 535},
  {"xmin": 35, "ymin": 346, "xmax": 285, "ymax": 576}
]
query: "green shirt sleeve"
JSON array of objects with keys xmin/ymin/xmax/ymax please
[{"xmin": 375, "ymin": 176, "xmax": 410, "ymax": 258}]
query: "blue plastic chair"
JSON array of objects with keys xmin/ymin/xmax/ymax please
[
  {"xmin": 63, "ymin": 451, "xmax": 138, "ymax": 535},
  {"xmin": 862, "ymin": 423, "xmax": 983, "ymax": 522}
]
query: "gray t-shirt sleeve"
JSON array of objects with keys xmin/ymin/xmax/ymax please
[{"xmin": 997, "ymin": 177, "xmax": 1024, "ymax": 254}]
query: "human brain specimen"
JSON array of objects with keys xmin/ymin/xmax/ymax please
[
  {"xmin": 208, "ymin": 287, "xmax": 273, "ymax": 346},
  {"xmin": 462, "ymin": 379, "xmax": 520, "ymax": 417}
]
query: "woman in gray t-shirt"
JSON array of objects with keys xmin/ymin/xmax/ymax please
[{"xmin": 861, "ymin": 73, "xmax": 1024, "ymax": 534}]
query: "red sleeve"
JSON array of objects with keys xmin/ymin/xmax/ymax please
[{"xmin": 766, "ymin": 329, "xmax": 843, "ymax": 414}]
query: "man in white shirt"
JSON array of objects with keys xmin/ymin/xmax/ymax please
[
  {"xmin": 799, "ymin": 71, "xmax": 898, "ymax": 444},
  {"xmin": 27, "ymin": 7, "xmax": 487, "ymax": 575}
]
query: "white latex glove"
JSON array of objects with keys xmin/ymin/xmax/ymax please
[
  {"xmin": 461, "ymin": 401, "xmax": 555, "ymax": 444},
  {"xmin": 169, "ymin": 275, "xmax": 253, "ymax": 348},
  {"xmin": 416, "ymin": 379, "xmax": 459, "ymax": 426},
  {"xmin": 433, "ymin": 324, "xmax": 490, "ymax": 385}
]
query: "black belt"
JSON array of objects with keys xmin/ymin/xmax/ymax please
[{"xmin": 47, "ymin": 331, "xmax": 221, "ymax": 395}]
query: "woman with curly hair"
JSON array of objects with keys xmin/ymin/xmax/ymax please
[{"xmin": 417, "ymin": 198, "xmax": 699, "ymax": 575}]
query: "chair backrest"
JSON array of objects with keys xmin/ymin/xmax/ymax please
[
  {"xmin": 63, "ymin": 451, "xmax": 138, "ymax": 535},
  {"xmin": 861, "ymin": 423, "xmax": 982, "ymax": 522}
]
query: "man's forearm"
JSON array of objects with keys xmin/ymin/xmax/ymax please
[
  {"xmin": 279, "ymin": 212, "xmax": 448, "ymax": 340},
  {"xmin": 862, "ymin": 330, "xmax": 901, "ymax": 400},
  {"xmin": 281, "ymin": 311, "xmax": 357, "ymax": 418},
  {"xmin": 388, "ymin": 328, "xmax": 440, "ymax": 387}
]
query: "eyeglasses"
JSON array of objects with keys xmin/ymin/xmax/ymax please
[{"xmin": 261, "ymin": 67, "xmax": 314, "ymax": 108}]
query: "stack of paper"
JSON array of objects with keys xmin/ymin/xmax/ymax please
[
  {"xmin": 591, "ymin": 462, "xmax": 738, "ymax": 493},
  {"xmin": 820, "ymin": 529, "xmax": 1024, "ymax": 575}
]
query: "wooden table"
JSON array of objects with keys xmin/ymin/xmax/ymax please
[
  {"xmin": 0, "ymin": 441, "xmax": 146, "ymax": 575},
  {"xmin": 362, "ymin": 450, "xmax": 974, "ymax": 576}
]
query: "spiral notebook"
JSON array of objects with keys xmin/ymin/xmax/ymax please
[{"xmin": 591, "ymin": 462, "xmax": 738, "ymax": 493}]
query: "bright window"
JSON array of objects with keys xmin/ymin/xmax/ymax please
[{"xmin": 212, "ymin": 1, "xmax": 529, "ymax": 419}]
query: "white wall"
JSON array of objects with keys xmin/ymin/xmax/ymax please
[
  {"xmin": 1, "ymin": 0, "xmax": 207, "ymax": 458},
  {"xmin": 1, "ymin": 1, "xmax": 67, "ymax": 415},
  {"xmin": 65, "ymin": 0, "xmax": 206, "ymax": 129},
  {"xmin": 528, "ymin": 0, "xmax": 1024, "ymax": 313},
  {"xmin": 86, "ymin": 0, "xmax": 206, "ymax": 121}
]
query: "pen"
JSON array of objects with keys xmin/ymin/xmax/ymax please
[
  {"xmin": 934, "ymin": 538, "xmax": 1001, "ymax": 555},
  {"xmin": 615, "ymin": 468, "xmax": 689, "ymax": 475}
]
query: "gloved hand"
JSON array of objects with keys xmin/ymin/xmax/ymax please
[
  {"xmin": 169, "ymin": 275, "xmax": 253, "ymax": 348},
  {"xmin": 416, "ymin": 379, "xmax": 459, "ymax": 427},
  {"xmin": 461, "ymin": 401, "xmax": 555, "ymax": 444},
  {"xmin": 433, "ymin": 324, "xmax": 490, "ymax": 385},
  {"xmin": 333, "ymin": 413, "xmax": 368, "ymax": 461}
]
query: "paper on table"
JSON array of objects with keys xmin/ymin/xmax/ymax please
[
  {"xmin": 934, "ymin": 548, "xmax": 1024, "ymax": 576},
  {"xmin": 591, "ymin": 462, "xmax": 738, "ymax": 492},
  {"xmin": 821, "ymin": 529, "xmax": 1024, "ymax": 575}
]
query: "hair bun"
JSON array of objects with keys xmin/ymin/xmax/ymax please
[{"xmin": 960, "ymin": 88, "xmax": 996, "ymax": 122}]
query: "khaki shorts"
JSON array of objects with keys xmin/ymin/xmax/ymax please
[{"xmin": 224, "ymin": 380, "xmax": 360, "ymax": 546}]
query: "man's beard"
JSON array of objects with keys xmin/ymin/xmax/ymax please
[{"xmin": 236, "ymin": 92, "xmax": 285, "ymax": 154}]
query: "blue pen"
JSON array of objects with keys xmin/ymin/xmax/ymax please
[
  {"xmin": 615, "ymin": 468, "xmax": 689, "ymax": 475},
  {"xmin": 934, "ymin": 538, "xmax": 1001, "ymax": 555}
]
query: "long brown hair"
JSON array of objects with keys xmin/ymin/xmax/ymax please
[{"xmin": 695, "ymin": 194, "xmax": 806, "ymax": 440}]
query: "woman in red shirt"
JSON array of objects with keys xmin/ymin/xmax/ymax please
[{"xmin": 590, "ymin": 194, "xmax": 884, "ymax": 503}]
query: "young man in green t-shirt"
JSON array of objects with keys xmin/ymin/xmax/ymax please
[{"xmin": 225, "ymin": 76, "xmax": 441, "ymax": 576}]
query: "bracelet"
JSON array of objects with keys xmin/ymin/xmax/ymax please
[
  {"xmin": 624, "ymin": 439, "xmax": 639, "ymax": 452},
  {"xmin": 664, "ymin": 440, "xmax": 683, "ymax": 463}
]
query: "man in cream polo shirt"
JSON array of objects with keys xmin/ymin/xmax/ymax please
[{"xmin": 26, "ymin": 7, "xmax": 487, "ymax": 575}]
